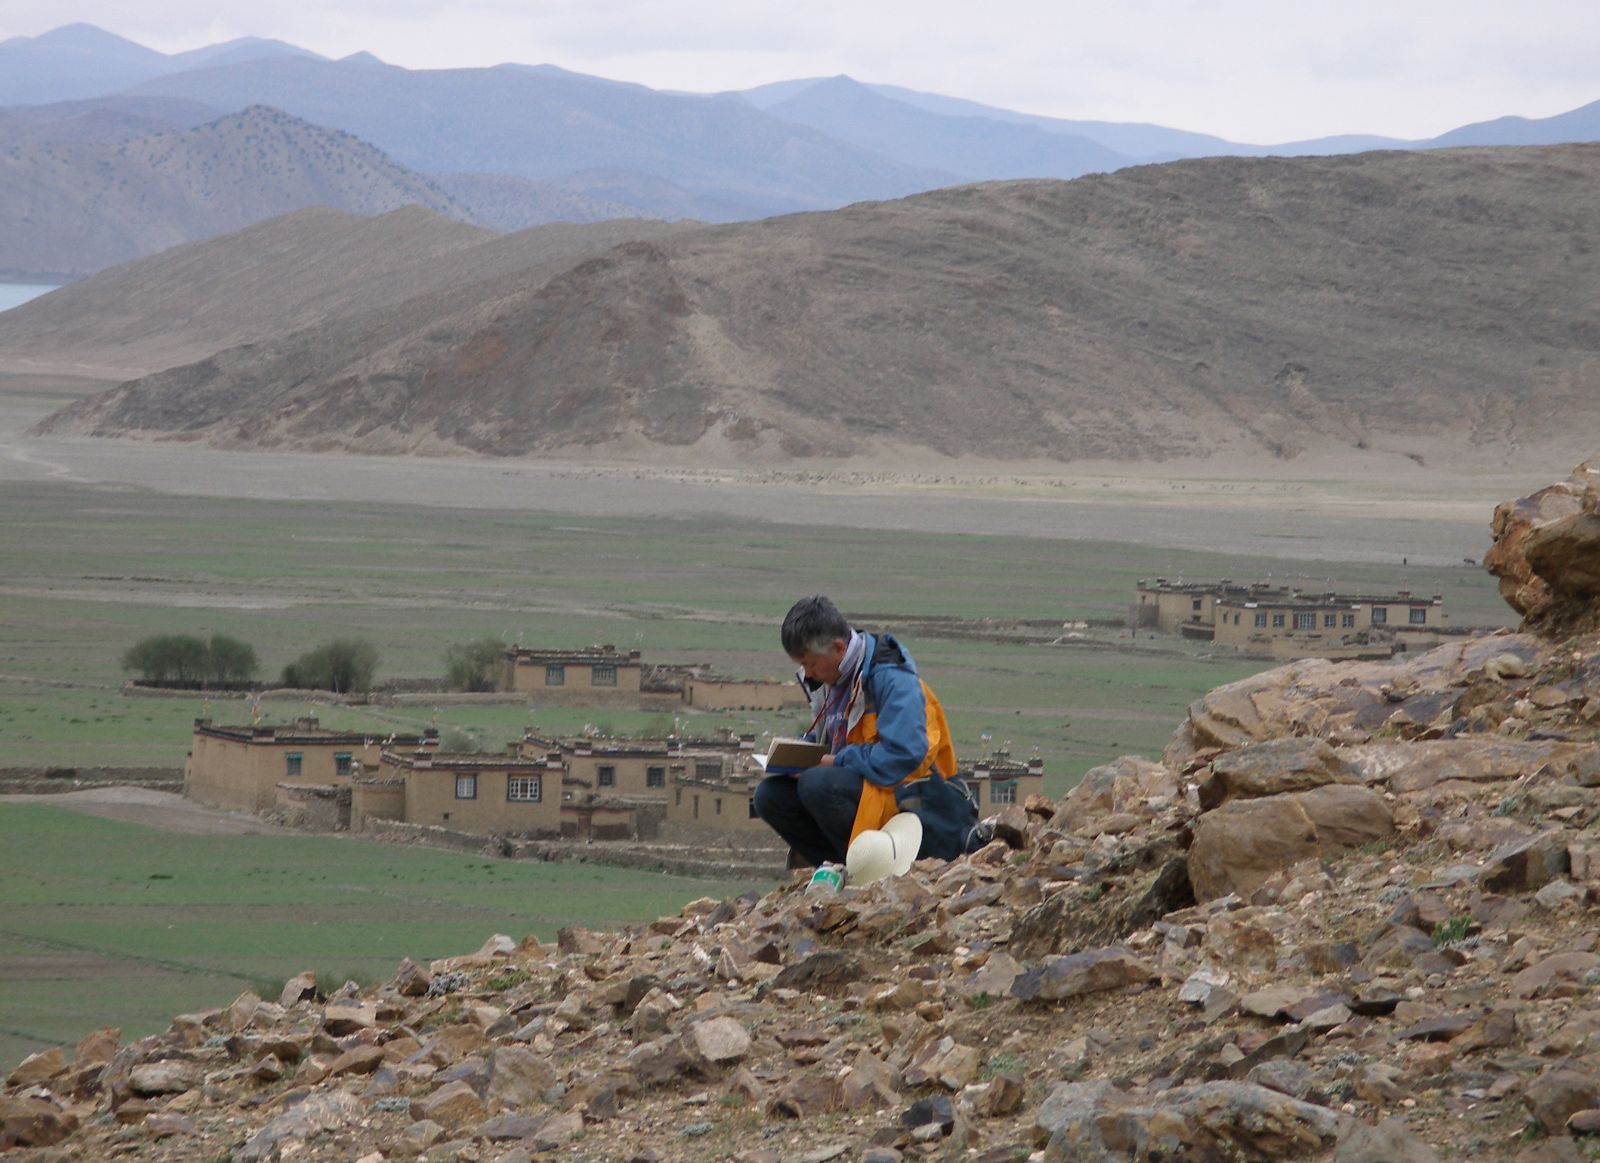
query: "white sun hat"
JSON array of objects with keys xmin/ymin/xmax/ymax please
[{"xmin": 845, "ymin": 811, "xmax": 923, "ymax": 885}]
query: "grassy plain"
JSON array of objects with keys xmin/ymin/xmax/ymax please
[
  {"xmin": 0, "ymin": 801, "xmax": 753, "ymax": 1067},
  {"xmin": 0, "ymin": 478, "xmax": 1508, "ymax": 781}
]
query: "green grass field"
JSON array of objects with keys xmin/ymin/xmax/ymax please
[{"xmin": 0, "ymin": 802, "xmax": 755, "ymax": 1068}]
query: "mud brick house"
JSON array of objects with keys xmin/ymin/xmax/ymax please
[
  {"xmin": 681, "ymin": 674, "xmax": 806, "ymax": 711},
  {"xmin": 959, "ymin": 747, "xmax": 1046, "ymax": 812},
  {"xmin": 663, "ymin": 766, "xmax": 768, "ymax": 838},
  {"xmin": 501, "ymin": 645, "xmax": 646, "ymax": 702},
  {"xmin": 185, "ymin": 717, "xmax": 438, "ymax": 812},
  {"xmin": 367, "ymin": 746, "xmax": 567, "ymax": 835},
  {"xmin": 1132, "ymin": 578, "xmax": 1448, "ymax": 659},
  {"xmin": 522, "ymin": 731, "xmax": 752, "ymax": 799},
  {"xmin": 502, "ymin": 643, "xmax": 800, "ymax": 710}
]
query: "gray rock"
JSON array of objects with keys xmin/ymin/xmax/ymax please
[
  {"xmin": 1012, "ymin": 947, "xmax": 1158, "ymax": 1002},
  {"xmin": 237, "ymin": 1091, "xmax": 361, "ymax": 1162},
  {"xmin": 1334, "ymin": 1118, "xmax": 1442, "ymax": 1163},
  {"xmin": 1524, "ymin": 1068, "xmax": 1600, "ymax": 1133},
  {"xmin": 1041, "ymin": 1080, "xmax": 1345, "ymax": 1161},
  {"xmin": 1479, "ymin": 830, "xmax": 1571, "ymax": 893},
  {"xmin": 486, "ymin": 1045, "xmax": 557, "ymax": 1113}
]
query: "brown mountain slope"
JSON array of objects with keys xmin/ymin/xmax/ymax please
[
  {"xmin": 2, "ymin": 211, "xmax": 698, "ymax": 380},
  {"xmin": 0, "ymin": 206, "xmax": 492, "ymax": 377},
  {"xmin": 0, "ymin": 104, "xmax": 470, "ymax": 279},
  {"xmin": 38, "ymin": 144, "xmax": 1600, "ymax": 466}
]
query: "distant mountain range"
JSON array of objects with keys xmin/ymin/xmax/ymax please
[
  {"xmin": 3, "ymin": 23, "xmax": 1600, "ymax": 280},
  {"xmin": 0, "ymin": 105, "xmax": 469, "ymax": 279},
  {"xmin": 34, "ymin": 144, "xmax": 1600, "ymax": 472}
]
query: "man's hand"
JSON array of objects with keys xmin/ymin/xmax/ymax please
[{"xmin": 819, "ymin": 754, "xmax": 836, "ymax": 767}]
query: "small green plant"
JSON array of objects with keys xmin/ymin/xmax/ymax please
[
  {"xmin": 968, "ymin": 991, "xmax": 997, "ymax": 1011},
  {"xmin": 983, "ymin": 1050, "xmax": 1022, "ymax": 1078},
  {"xmin": 483, "ymin": 968, "xmax": 530, "ymax": 991},
  {"xmin": 1434, "ymin": 915, "xmax": 1471, "ymax": 947},
  {"xmin": 1083, "ymin": 884, "xmax": 1104, "ymax": 903}
]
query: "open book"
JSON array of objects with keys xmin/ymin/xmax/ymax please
[{"xmin": 752, "ymin": 737, "xmax": 828, "ymax": 775}]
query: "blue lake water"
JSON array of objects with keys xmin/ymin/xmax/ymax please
[{"xmin": 0, "ymin": 283, "xmax": 61, "ymax": 312}]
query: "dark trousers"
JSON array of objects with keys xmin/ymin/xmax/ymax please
[{"xmin": 752, "ymin": 765, "xmax": 866, "ymax": 868}]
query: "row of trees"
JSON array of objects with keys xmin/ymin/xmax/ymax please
[
  {"xmin": 122, "ymin": 634, "xmax": 508, "ymax": 694},
  {"xmin": 120, "ymin": 634, "xmax": 259, "ymax": 687}
]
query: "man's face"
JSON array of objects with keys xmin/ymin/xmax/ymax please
[{"xmin": 792, "ymin": 638, "xmax": 848, "ymax": 686}]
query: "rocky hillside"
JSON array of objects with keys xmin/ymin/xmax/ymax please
[
  {"xmin": 6, "ymin": 460, "xmax": 1600, "ymax": 1160},
  {"xmin": 38, "ymin": 144, "xmax": 1600, "ymax": 467},
  {"xmin": 0, "ymin": 105, "xmax": 469, "ymax": 280}
]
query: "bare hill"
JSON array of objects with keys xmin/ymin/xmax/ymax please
[
  {"xmin": 0, "ymin": 105, "xmax": 470, "ymax": 279},
  {"xmin": 3, "ymin": 211, "xmax": 696, "ymax": 380},
  {"xmin": 38, "ymin": 145, "xmax": 1600, "ymax": 467},
  {"xmin": 0, "ymin": 207, "xmax": 491, "ymax": 377}
]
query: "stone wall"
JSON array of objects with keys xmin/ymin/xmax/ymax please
[{"xmin": 0, "ymin": 767, "xmax": 182, "ymax": 794}]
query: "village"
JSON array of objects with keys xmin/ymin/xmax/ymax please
[
  {"xmin": 179, "ymin": 580, "xmax": 1457, "ymax": 856},
  {"xmin": 181, "ymin": 643, "xmax": 1046, "ymax": 858}
]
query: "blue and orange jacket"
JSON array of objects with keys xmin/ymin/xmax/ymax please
[{"xmin": 803, "ymin": 633, "xmax": 958, "ymax": 844}]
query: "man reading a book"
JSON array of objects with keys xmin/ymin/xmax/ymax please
[{"xmin": 752, "ymin": 595, "xmax": 975, "ymax": 868}]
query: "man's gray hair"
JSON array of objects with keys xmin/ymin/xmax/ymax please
[{"xmin": 782, "ymin": 595, "xmax": 850, "ymax": 657}]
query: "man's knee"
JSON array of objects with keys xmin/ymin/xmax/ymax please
[
  {"xmin": 794, "ymin": 766, "xmax": 861, "ymax": 818},
  {"xmin": 752, "ymin": 776, "xmax": 789, "ymax": 823}
]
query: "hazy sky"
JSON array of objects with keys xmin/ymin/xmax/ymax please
[{"xmin": 4, "ymin": 0, "xmax": 1599, "ymax": 143}]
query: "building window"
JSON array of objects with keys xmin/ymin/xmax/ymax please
[
  {"xmin": 1272, "ymin": 613, "xmax": 1285, "ymax": 628},
  {"xmin": 1409, "ymin": 608, "xmax": 1427, "ymax": 625},
  {"xmin": 507, "ymin": 776, "xmax": 542, "ymax": 802},
  {"xmin": 693, "ymin": 795, "xmax": 700, "ymax": 819},
  {"xmin": 597, "ymin": 764, "xmax": 615, "ymax": 788},
  {"xmin": 715, "ymin": 798, "xmax": 722, "ymax": 814},
  {"xmin": 334, "ymin": 752, "xmax": 353, "ymax": 777},
  {"xmin": 1294, "ymin": 612, "xmax": 1316, "ymax": 631},
  {"xmin": 455, "ymin": 774, "xmax": 477, "ymax": 799},
  {"xmin": 1342, "ymin": 613, "xmax": 1355, "ymax": 628},
  {"xmin": 646, "ymin": 765, "xmax": 666, "ymax": 788},
  {"xmin": 675, "ymin": 788, "xmax": 682, "ymax": 806},
  {"xmin": 748, "ymin": 796, "xmax": 758, "ymax": 819},
  {"xmin": 695, "ymin": 759, "xmax": 721, "ymax": 779},
  {"xmin": 285, "ymin": 752, "xmax": 303, "ymax": 776},
  {"xmin": 1371, "ymin": 607, "xmax": 1387, "ymax": 625},
  {"xmin": 991, "ymin": 781, "xmax": 1017, "ymax": 805},
  {"xmin": 1323, "ymin": 614, "xmax": 1337, "ymax": 629},
  {"xmin": 591, "ymin": 665, "xmax": 616, "ymax": 687},
  {"xmin": 1254, "ymin": 612, "xmax": 1267, "ymax": 627},
  {"xmin": 545, "ymin": 664, "xmax": 565, "ymax": 686}
]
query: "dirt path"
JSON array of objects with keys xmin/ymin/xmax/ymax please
[{"xmin": 4, "ymin": 786, "xmax": 282, "ymax": 836}]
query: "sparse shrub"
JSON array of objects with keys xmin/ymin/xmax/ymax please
[{"xmin": 443, "ymin": 637, "xmax": 507, "ymax": 692}]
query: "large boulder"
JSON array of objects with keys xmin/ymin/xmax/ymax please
[
  {"xmin": 1484, "ymin": 457, "xmax": 1600, "ymax": 632},
  {"xmin": 1038, "ymin": 1080, "xmax": 1344, "ymax": 1161},
  {"xmin": 1057, "ymin": 755, "xmax": 1180, "ymax": 822},
  {"xmin": 1165, "ymin": 634, "xmax": 1554, "ymax": 766},
  {"xmin": 1189, "ymin": 785, "xmax": 1393, "ymax": 901},
  {"xmin": 1199, "ymin": 738, "xmax": 1359, "ymax": 810}
]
